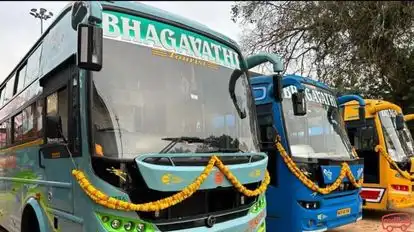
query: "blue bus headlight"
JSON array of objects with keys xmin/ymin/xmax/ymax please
[{"xmin": 298, "ymin": 201, "xmax": 320, "ymax": 209}]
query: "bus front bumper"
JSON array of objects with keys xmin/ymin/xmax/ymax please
[
  {"xmin": 171, "ymin": 208, "xmax": 266, "ymax": 232},
  {"xmin": 300, "ymin": 195, "xmax": 362, "ymax": 232},
  {"xmin": 95, "ymin": 208, "xmax": 266, "ymax": 232}
]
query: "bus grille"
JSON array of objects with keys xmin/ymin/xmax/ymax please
[{"xmin": 133, "ymin": 183, "xmax": 259, "ymax": 230}]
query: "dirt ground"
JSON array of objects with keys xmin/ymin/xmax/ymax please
[{"xmin": 330, "ymin": 208, "xmax": 414, "ymax": 232}]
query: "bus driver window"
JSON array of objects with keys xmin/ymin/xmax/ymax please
[{"xmin": 46, "ymin": 88, "xmax": 68, "ymax": 142}]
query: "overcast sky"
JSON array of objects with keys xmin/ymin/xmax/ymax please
[{"xmin": 0, "ymin": 1, "xmax": 244, "ymax": 81}]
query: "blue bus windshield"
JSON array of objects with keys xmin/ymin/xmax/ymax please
[{"xmin": 281, "ymin": 85, "xmax": 354, "ymax": 159}]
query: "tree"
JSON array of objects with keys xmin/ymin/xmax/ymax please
[{"xmin": 231, "ymin": 1, "xmax": 414, "ymax": 115}]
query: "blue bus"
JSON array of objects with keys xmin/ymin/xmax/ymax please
[
  {"xmin": 250, "ymin": 74, "xmax": 364, "ymax": 232},
  {"xmin": 0, "ymin": 1, "xmax": 282, "ymax": 231}
]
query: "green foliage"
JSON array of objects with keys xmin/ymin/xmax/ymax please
[{"xmin": 232, "ymin": 1, "xmax": 414, "ymax": 113}]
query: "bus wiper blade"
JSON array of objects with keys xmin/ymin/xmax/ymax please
[
  {"xmin": 206, "ymin": 148, "xmax": 245, "ymax": 153},
  {"xmin": 162, "ymin": 136, "xmax": 206, "ymax": 143},
  {"xmin": 159, "ymin": 136, "xmax": 207, "ymax": 153}
]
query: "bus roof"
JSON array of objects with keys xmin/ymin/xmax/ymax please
[
  {"xmin": 344, "ymin": 99, "xmax": 396, "ymax": 107},
  {"xmin": 1, "ymin": 1, "xmax": 241, "ymax": 88},
  {"xmin": 343, "ymin": 98, "xmax": 402, "ymax": 115},
  {"xmin": 250, "ymin": 73, "xmax": 331, "ymax": 91}
]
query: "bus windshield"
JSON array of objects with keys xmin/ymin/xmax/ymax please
[
  {"xmin": 91, "ymin": 38, "xmax": 258, "ymax": 159},
  {"xmin": 281, "ymin": 85, "xmax": 353, "ymax": 160},
  {"xmin": 379, "ymin": 110, "xmax": 412, "ymax": 161}
]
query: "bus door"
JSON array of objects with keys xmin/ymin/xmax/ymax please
[
  {"xmin": 346, "ymin": 118, "xmax": 380, "ymax": 184},
  {"xmin": 38, "ymin": 64, "xmax": 79, "ymax": 217}
]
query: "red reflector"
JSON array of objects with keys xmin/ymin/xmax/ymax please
[
  {"xmin": 360, "ymin": 190, "xmax": 381, "ymax": 200},
  {"xmin": 391, "ymin": 185, "xmax": 409, "ymax": 191}
]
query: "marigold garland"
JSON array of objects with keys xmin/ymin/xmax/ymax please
[
  {"xmin": 72, "ymin": 155, "xmax": 270, "ymax": 212},
  {"xmin": 375, "ymin": 145, "xmax": 414, "ymax": 180},
  {"xmin": 274, "ymin": 138, "xmax": 363, "ymax": 195}
]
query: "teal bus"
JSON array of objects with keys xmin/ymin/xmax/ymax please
[{"xmin": 0, "ymin": 1, "xmax": 282, "ymax": 231}]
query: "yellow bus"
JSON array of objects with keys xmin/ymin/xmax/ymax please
[{"xmin": 342, "ymin": 99, "xmax": 414, "ymax": 210}]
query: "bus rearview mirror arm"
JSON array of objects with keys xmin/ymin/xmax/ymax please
[
  {"xmin": 337, "ymin": 95, "xmax": 366, "ymax": 125},
  {"xmin": 71, "ymin": 1, "xmax": 103, "ymax": 31},
  {"xmin": 245, "ymin": 52, "xmax": 284, "ymax": 102}
]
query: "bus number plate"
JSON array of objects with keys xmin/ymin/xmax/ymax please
[{"xmin": 337, "ymin": 208, "xmax": 351, "ymax": 217}]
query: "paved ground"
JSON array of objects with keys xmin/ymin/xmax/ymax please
[{"xmin": 330, "ymin": 208, "xmax": 414, "ymax": 232}]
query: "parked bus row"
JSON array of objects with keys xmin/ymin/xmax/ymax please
[{"xmin": 0, "ymin": 1, "xmax": 413, "ymax": 232}]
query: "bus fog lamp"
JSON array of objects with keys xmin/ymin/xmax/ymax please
[
  {"xmin": 111, "ymin": 219, "xmax": 121, "ymax": 229},
  {"xmin": 308, "ymin": 219, "xmax": 316, "ymax": 227},
  {"xmin": 241, "ymin": 196, "xmax": 245, "ymax": 205},
  {"xmin": 154, "ymin": 210, "xmax": 160, "ymax": 218},
  {"xmin": 339, "ymin": 183, "xmax": 345, "ymax": 191},
  {"xmin": 298, "ymin": 201, "xmax": 320, "ymax": 209},
  {"xmin": 124, "ymin": 221, "xmax": 134, "ymax": 231}
]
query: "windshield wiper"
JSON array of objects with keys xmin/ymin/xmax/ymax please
[
  {"xmin": 159, "ymin": 136, "xmax": 207, "ymax": 153},
  {"xmin": 205, "ymin": 148, "xmax": 244, "ymax": 153},
  {"xmin": 159, "ymin": 136, "xmax": 244, "ymax": 153}
]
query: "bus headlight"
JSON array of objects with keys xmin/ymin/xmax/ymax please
[
  {"xmin": 124, "ymin": 221, "xmax": 134, "ymax": 231},
  {"xmin": 96, "ymin": 212, "xmax": 155, "ymax": 232},
  {"xmin": 111, "ymin": 219, "xmax": 121, "ymax": 229},
  {"xmin": 137, "ymin": 223, "xmax": 146, "ymax": 232}
]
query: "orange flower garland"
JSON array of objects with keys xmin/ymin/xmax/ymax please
[
  {"xmin": 275, "ymin": 137, "xmax": 363, "ymax": 194},
  {"xmin": 72, "ymin": 155, "xmax": 270, "ymax": 212},
  {"xmin": 375, "ymin": 145, "xmax": 414, "ymax": 180}
]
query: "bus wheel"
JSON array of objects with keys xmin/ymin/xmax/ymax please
[{"xmin": 21, "ymin": 206, "xmax": 40, "ymax": 232}]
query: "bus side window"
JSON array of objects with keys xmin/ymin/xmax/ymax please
[
  {"xmin": 46, "ymin": 87, "xmax": 68, "ymax": 141},
  {"xmin": 0, "ymin": 122, "xmax": 6, "ymax": 148}
]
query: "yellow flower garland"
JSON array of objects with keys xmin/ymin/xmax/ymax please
[
  {"xmin": 375, "ymin": 145, "xmax": 414, "ymax": 180},
  {"xmin": 72, "ymin": 155, "xmax": 270, "ymax": 212},
  {"xmin": 274, "ymin": 137, "xmax": 363, "ymax": 194}
]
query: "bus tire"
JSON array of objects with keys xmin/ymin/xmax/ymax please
[{"xmin": 21, "ymin": 205, "xmax": 40, "ymax": 232}]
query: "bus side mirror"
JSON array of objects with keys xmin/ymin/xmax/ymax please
[
  {"xmin": 292, "ymin": 91, "xmax": 307, "ymax": 116},
  {"xmin": 272, "ymin": 74, "xmax": 283, "ymax": 102},
  {"xmin": 396, "ymin": 114, "xmax": 405, "ymax": 131},
  {"xmin": 77, "ymin": 23, "xmax": 103, "ymax": 71},
  {"xmin": 45, "ymin": 115, "xmax": 63, "ymax": 139}
]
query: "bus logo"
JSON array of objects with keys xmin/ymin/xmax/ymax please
[
  {"xmin": 214, "ymin": 171, "xmax": 224, "ymax": 185},
  {"xmin": 205, "ymin": 215, "xmax": 216, "ymax": 228},
  {"xmin": 323, "ymin": 168, "xmax": 333, "ymax": 180},
  {"xmin": 249, "ymin": 169, "xmax": 261, "ymax": 178},
  {"xmin": 161, "ymin": 173, "xmax": 183, "ymax": 185},
  {"xmin": 382, "ymin": 213, "xmax": 411, "ymax": 231},
  {"xmin": 357, "ymin": 168, "xmax": 363, "ymax": 179}
]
